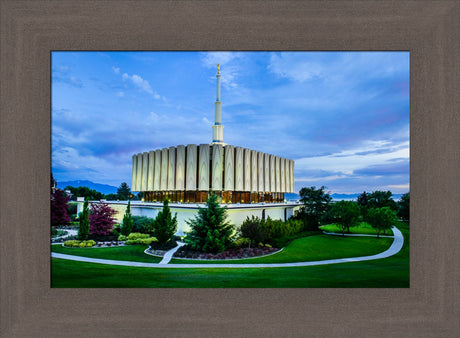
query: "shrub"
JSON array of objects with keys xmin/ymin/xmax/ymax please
[
  {"xmin": 233, "ymin": 237, "xmax": 251, "ymax": 248},
  {"xmin": 51, "ymin": 189, "xmax": 71, "ymax": 227},
  {"xmin": 131, "ymin": 216, "xmax": 154, "ymax": 233},
  {"xmin": 64, "ymin": 240, "xmax": 96, "ymax": 247},
  {"xmin": 239, "ymin": 216, "xmax": 266, "ymax": 246},
  {"xmin": 118, "ymin": 234, "xmax": 127, "ymax": 241}
]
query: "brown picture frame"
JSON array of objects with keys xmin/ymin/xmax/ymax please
[{"xmin": 1, "ymin": 1, "xmax": 459, "ymax": 336}]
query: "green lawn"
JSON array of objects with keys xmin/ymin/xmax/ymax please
[
  {"xmin": 51, "ymin": 222, "xmax": 409, "ymax": 288},
  {"xmin": 51, "ymin": 244, "xmax": 162, "ymax": 263},
  {"xmin": 319, "ymin": 222, "xmax": 394, "ymax": 236},
  {"xmin": 169, "ymin": 235, "xmax": 392, "ymax": 264}
]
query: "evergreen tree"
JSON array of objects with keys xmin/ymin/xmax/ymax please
[
  {"xmin": 184, "ymin": 193, "xmax": 234, "ymax": 253},
  {"xmin": 89, "ymin": 202, "xmax": 116, "ymax": 236},
  {"xmin": 357, "ymin": 191, "xmax": 369, "ymax": 220},
  {"xmin": 51, "ymin": 188, "xmax": 71, "ymax": 227},
  {"xmin": 152, "ymin": 199, "xmax": 177, "ymax": 244},
  {"xmin": 121, "ymin": 200, "xmax": 134, "ymax": 236},
  {"xmin": 78, "ymin": 198, "xmax": 90, "ymax": 240},
  {"xmin": 117, "ymin": 182, "xmax": 131, "ymax": 200}
]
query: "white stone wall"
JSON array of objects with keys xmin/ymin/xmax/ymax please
[
  {"xmin": 269, "ymin": 155, "xmax": 275, "ymax": 193},
  {"xmin": 224, "ymin": 145, "xmax": 234, "ymax": 191},
  {"xmin": 275, "ymin": 156, "xmax": 281, "ymax": 193},
  {"xmin": 186, "ymin": 144, "xmax": 197, "ymax": 190},
  {"xmin": 251, "ymin": 150, "xmax": 258, "ymax": 192},
  {"xmin": 175, "ymin": 145, "xmax": 185, "ymax": 190},
  {"xmin": 198, "ymin": 144, "xmax": 210, "ymax": 190},
  {"xmin": 286, "ymin": 158, "xmax": 291, "ymax": 193}
]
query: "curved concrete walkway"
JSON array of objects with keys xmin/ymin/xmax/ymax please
[
  {"xmin": 51, "ymin": 226, "xmax": 403, "ymax": 269},
  {"xmin": 158, "ymin": 241, "xmax": 186, "ymax": 264}
]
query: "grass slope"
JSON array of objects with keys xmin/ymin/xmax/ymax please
[
  {"xmin": 319, "ymin": 222, "xmax": 394, "ymax": 236},
  {"xmin": 51, "ymin": 222, "xmax": 409, "ymax": 287},
  {"xmin": 169, "ymin": 235, "xmax": 392, "ymax": 264},
  {"xmin": 51, "ymin": 244, "xmax": 162, "ymax": 263}
]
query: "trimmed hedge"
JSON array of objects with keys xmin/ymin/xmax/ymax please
[
  {"xmin": 64, "ymin": 240, "xmax": 96, "ymax": 248},
  {"xmin": 118, "ymin": 232, "xmax": 157, "ymax": 245}
]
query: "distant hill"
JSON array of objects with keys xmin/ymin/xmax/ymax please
[
  {"xmin": 286, "ymin": 192, "xmax": 403, "ymax": 202},
  {"xmin": 57, "ymin": 180, "xmax": 118, "ymax": 194}
]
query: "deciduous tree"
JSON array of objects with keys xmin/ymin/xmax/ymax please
[
  {"xmin": 368, "ymin": 190, "xmax": 397, "ymax": 211},
  {"xmin": 51, "ymin": 188, "xmax": 71, "ymax": 227},
  {"xmin": 297, "ymin": 186, "xmax": 332, "ymax": 229},
  {"xmin": 89, "ymin": 202, "xmax": 116, "ymax": 236},
  {"xmin": 329, "ymin": 200, "xmax": 361, "ymax": 235},
  {"xmin": 367, "ymin": 207, "xmax": 398, "ymax": 238},
  {"xmin": 397, "ymin": 192, "xmax": 410, "ymax": 223}
]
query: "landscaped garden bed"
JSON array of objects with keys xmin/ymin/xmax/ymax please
[{"xmin": 172, "ymin": 245, "xmax": 280, "ymax": 260}]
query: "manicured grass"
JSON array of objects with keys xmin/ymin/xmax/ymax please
[
  {"xmin": 319, "ymin": 222, "xmax": 394, "ymax": 236},
  {"xmin": 169, "ymin": 235, "xmax": 392, "ymax": 264},
  {"xmin": 51, "ymin": 244, "xmax": 162, "ymax": 263},
  {"xmin": 51, "ymin": 222, "xmax": 409, "ymax": 288}
]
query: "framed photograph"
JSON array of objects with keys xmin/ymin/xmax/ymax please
[{"xmin": 1, "ymin": 1, "xmax": 458, "ymax": 336}]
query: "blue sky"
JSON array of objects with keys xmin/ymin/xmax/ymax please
[{"xmin": 52, "ymin": 51, "xmax": 409, "ymax": 194}]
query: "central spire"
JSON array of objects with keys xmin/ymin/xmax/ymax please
[{"xmin": 211, "ymin": 64, "xmax": 225, "ymax": 145}]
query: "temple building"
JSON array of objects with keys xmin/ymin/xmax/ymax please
[{"xmin": 131, "ymin": 65, "xmax": 295, "ymax": 204}]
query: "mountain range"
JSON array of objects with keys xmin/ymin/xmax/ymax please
[{"xmin": 57, "ymin": 180, "xmax": 403, "ymax": 201}]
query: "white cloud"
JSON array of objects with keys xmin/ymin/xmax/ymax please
[
  {"xmin": 268, "ymin": 53, "xmax": 323, "ymax": 82},
  {"xmin": 117, "ymin": 91, "xmax": 124, "ymax": 97},
  {"xmin": 388, "ymin": 184, "xmax": 409, "ymax": 189},
  {"xmin": 112, "ymin": 66, "xmax": 120, "ymax": 74},
  {"xmin": 200, "ymin": 52, "xmax": 243, "ymax": 89},
  {"xmin": 202, "ymin": 117, "xmax": 212, "ymax": 126},
  {"xmin": 295, "ymin": 140, "xmax": 409, "ymax": 176},
  {"xmin": 121, "ymin": 72, "xmax": 162, "ymax": 99}
]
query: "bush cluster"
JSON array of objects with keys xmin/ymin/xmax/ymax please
[
  {"xmin": 64, "ymin": 240, "xmax": 96, "ymax": 248},
  {"xmin": 118, "ymin": 232, "xmax": 157, "ymax": 245},
  {"xmin": 239, "ymin": 216, "xmax": 303, "ymax": 247}
]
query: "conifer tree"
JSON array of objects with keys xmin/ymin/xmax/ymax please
[
  {"xmin": 78, "ymin": 198, "xmax": 90, "ymax": 240},
  {"xmin": 185, "ymin": 193, "xmax": 234, "ymax": 253},
  {"xmin": 152, "ymin": 198, "xmax": 177, "ymax": 244},
  {"xmin": 121, "ymin": 200, "xmax": 134, "ymax": 236}
]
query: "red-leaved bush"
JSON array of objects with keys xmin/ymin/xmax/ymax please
[
  {"xmin": 51, "ymin": 188, "xmax": 71, "ymax": 227},
  {"xmin": 89, "ymin": 202, "xmax": 116, "ymax": 236}
]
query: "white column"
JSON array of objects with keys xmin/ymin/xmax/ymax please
[
  {"xmin": 251, "ymin": 150, "xmax": 258, "ymax": 192},
  {"xmin": 258, "ymin": 152, "xmax": 264, "ymax": 192},
  {"xmin": 290, "ymin": 160, "xmax": 295, "ymax": 193},
  {"xmin": 275, "ymin": 156, "xmax": 280, "ymax": 193},
  {"xmin": 224, "ymin": 145, "xmax": 234, "ymax": 191},
  {"xmin": 198, "ymin": 144, "xmax": 210, "ymax": 190},
  {"xmin": 160, "ymin": 148, "xmax": 168, "ymax": 190},
  {"xmin": 175, "ymin": 145, "xmax": 185, "ymax": 191},
  {"xmin": 132, "ymin": 155, "xmax": 138, "ymax": 192},
  {"xmin": 269, "ymin": 155, "xmax": 275, "ymax": 193},
  {"xmin": 154, "ymin": 149, "xmax": 161, "ymax": 191},
  {"xmin": 136, "ymin": 154, "xmax": 143, "ymax": 191},
  {"xmin": 148, "ymin": 151, "xmax": 155, "ymax": 191},
  {"xmin": 243, "ymin": 148, "xmax": 251, "ymax": 191},
  {"xmin": 142, "ymin": 152, "xmax": 149, "ymax": 191},
  {"xmin": 186, "ymin": 144, "xmax": 197, "ymax": 190},
  {"xmin": 280, "ymin": 158, "xmax": 285, "ymax": 193},
  {"xmin": 167, "ymin": 146, "xmax": 176, "ymax": 191},
  {"xmin": 286, "ymin": 158, "xmax": 291, "ymax": 193},
  {"xmin": 234, "ymin": 146, "xmax": 244, "ymax": 191},
  {"xmin": 264, "ymin": 153, "xmax": 270, "ymax": 192},
  {"xmin": 212, "ymin": 144, "xmax": 223, "ymax": 191}
]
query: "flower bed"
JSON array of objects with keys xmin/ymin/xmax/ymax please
[{"xmin": 173, "ymin": 245, "xmax": 279, "ymax": 260}]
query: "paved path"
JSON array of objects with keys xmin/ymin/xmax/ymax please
[
  {"xmin": 51, "ymin": 226, "xmax": 404, "ymax": 269},
  {"xmin": 158, "ymin": 241, "xmax": 186, "ymax": 264},
  {"xmin": 322, "ymin": 231, "xmax": 394, "ymax": 238}
]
